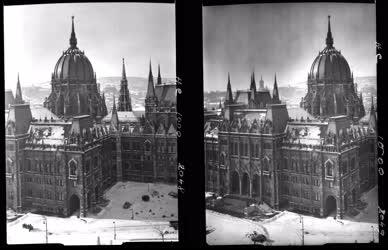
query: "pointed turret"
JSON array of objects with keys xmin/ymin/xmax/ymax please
[
  {"xmin": 69, "ymin": 16, "xmax": 78, "ymax": 49},
  {"xmin": 250, "ymin": 71, "xmax": 257, "ymax": 92},
  {"xmin": 259, "ymin": 75, "xmax": 265, "ymax": 90},
  {"xmin": 111, "ymin": 95, "xmax": 119, "ymax": 130},
  {"xmin": 225, "ymin": 73, "xmax": 234, "ymax": 105},
  {"xmin": 146, "ymin": 60, "xmax": 156, "ymax": 99},
  {"xmin": 369, "ymin": 96, "xmax": 376, "ymax": 130},
  {"xmin": 121, "ymin": 58, "xmax": 126, "ymax": 80},
  {"xmin": 157, "ymin": 64, "xmax": 162, "ymax": 85},
  {"xmin": 112, "ymin": 95, "xmax": 117, "ymax": 113},
  {"xmin": 359, "ymin": 92, "xmax": 365, "ymax": 118},
  {"xmin": 326, "ymin": 15, "xmax": 334, "ymax": 48},
  {"xmin": 272, "ymin": 73, "xmax": 280, "ymax": 104},
  {"xmin": 145, "ymin": 60, "xmax": 158, "ymax": 117},
  {"xmin": 102, "ymin": 92, "xmax": 108, "ymax": 116},
  {"xmin": 118, "ymin": 58, "xmax": 132, "ymax": 111},
  {"xmin": 14, "ymin": 73, "xmax": 24, "ymax": 104}
]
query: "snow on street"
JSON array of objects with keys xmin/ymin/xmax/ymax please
[
  {"xmin": 7, "ymin": 181, "xmax": 178, "ymax": 245},
  {"xmin": 206, "ymin": 209, "xmax": 378, "ymax": 245}
]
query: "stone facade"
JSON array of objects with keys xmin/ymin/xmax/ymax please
[
  {"xmin": 204, "ymin": 16, "xmax": 377, "ymax": 219},
  {"xmin": 5, "ymin": 17, "xmax": 177, "ymax": 217}
]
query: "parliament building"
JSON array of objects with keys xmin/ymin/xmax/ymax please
[
  {"xmin": 5, "ymin": 17, "xmax": 177, "ymax": 217},
  {"xmin": 204, "ymin": 16, "xmax": 377, "ymax": 218}
]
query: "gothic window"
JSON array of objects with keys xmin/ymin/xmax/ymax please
[
  {"xmin": 240, "ymin": 142, "xmax": 244, "ymax": 156},
  {"xmin": 220, "ymin": 154, "xmax": 225, "ymax": 166},
  {"xmin": 263, "ymin": 157, "xmax": 270, "ymax": 171},
  {"xmin": 325, "ymin": 160, "xmax": 333, "ymax": 177},
  {"xmin": 144, "ymin": 140, "xmax": 151, "ymax": 151},
  {"xmin": 69, "ymin": 160, "xmax": 77, "ymax": 177},
  {"xmin": 283, "ymin": 158, "xmax": 288, "ymax": 170},
  {"xmin": 350, "ymin": 158, "xmax": 355, "ymax": 170},
  {"xmin": 85, "ymin": 160, "xmax": 90, "ymax": 173},
  {"xmin": 342, "ymin": 161, "xmax": 348, "ymax": 175},
  {"xmin": 94, "ymin": 156, "xmax": 98, "ymax": 169}
]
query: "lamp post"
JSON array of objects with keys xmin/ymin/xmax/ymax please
[
  {"xmin": 43, "ymin": 216, "xmax": 48, "ymax": 244},
  {"xmin": 113, "ymin": 221, "xmax": 116, "ymax": 240},
  {"xmin": 300, "ymin": 215, "xmax": 305, "ymax": 245}
]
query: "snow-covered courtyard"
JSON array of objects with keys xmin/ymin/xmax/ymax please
[
  {"xmin": 7, "ymin": 181, "xmax": 178, "ymax": 245},
  {"xmin": 206, "ymin": 187, "xmax": 379, "ymax": 245}
]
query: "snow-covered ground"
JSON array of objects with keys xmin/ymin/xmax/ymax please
[
  {"xmin": 91, "ymin": 181, "xmax": 178, "ymax": 221},
  {"xmin": 207, "ymin": 187, "xmax": 379, "ymax": 245},
  {"xmin": 207, "ymin": 210, "xmax": 378, "ymax": 245},
  {"xmin": 7, "ymin": 181, "xmax": 178, "ymax": 245}
]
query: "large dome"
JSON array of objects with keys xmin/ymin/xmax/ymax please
[
  {"xmin": 52, "ymin": 16, "xmax": 94, "ymax": 82},
  {"xmin": 53, "ymin": 48, "xmax": 94, "ymax": 82},
  {"xmin": 308, "ymin": 16, "xmax": 352, "ymax": 83},
  {"xmin": 309, "ymin": 47, "xmax": 351, "ymax": 82}
]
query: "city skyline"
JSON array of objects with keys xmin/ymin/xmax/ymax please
[
  {"xmin": 4, "ymin": 3, "xmax": 176, "ymax": 90},
  {"xmin": 203, "ymin": 3, "xmax": 376, "ymax": 92}
]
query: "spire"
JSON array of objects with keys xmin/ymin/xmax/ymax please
[
  {"xmin": 369, "ymin": 95, "xmax": 376, "ymax": 130},
  {"xmin": 157, "ymin": 64, "xmax": 162, "ymax": 85},
  {"xmin": 122, "ymin": 58, "xmax": 127, "ymax": 80},
  {"xmin": 69, "ymin": 16, "xmax": 78, "ymax": 49},
  {"xmin": 146, "ymin": 59, "xmax": 156, "ymax": 99},
  {"xmin": 118, "ymin": 58, "xmax": 132, "ymax": 111},
  {"xmin": 225, "ymin": 73, "xmax": 234, "ymax": 104},
  {"xmin": 259, "ymin": 75, "xmax": 264, "ymax": 90},
  {"xmin": 326, "ymin": 15, "xmax": 333, "ymax": 47},
  {"xmin": 112, "ymin": 95, "xmax": 117, "ymax": 113},
  {"xmin": 250, "ymin": 70, "xmax": 257, "ymax": 92},
  {"xmin": 102, "ymin": 92, "xmax": 108, "ymax": 116},
  {"xmin": 272, "ymin": 73, "xmax": 280, "ymax": 104},
  {"xmin": 15, "ymin": 73, "xmax": 24, "ymax": 104}
]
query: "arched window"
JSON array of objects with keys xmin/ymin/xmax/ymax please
[
  {"xmin": 94, "ymin": 156, "xmax": 98, "ymax": 169},
  {"xmin": 144, "ymin": 140, "xmax": 151, "ymax": 151},
  {"xmin": 342, "ymin": 161, "xmax": 348, "ymax": 174},
  {"xmin": 6, "ymin": 159, "xmax": 12, "ymax": 173},
  {"xmin": 325, "ymin": 160, "xmax": 333, "ymax": 177},
  {"xmin": 220, "ymin": 154, "xmax": 225, "ymax": 166},
  {"xmin": 263, "ymin": 157, "xmax": 270, "ymax": 171},
  {"xmin": 69, "ymin": 160, "xmax": 77, "ymax": 176},
  {"xmin": 283, "ymin": 158, "xmax": 288, "ymax": 170},
  {"xmin": 350, "ymin": 158, "xmax": 355, "ymax": 170}
]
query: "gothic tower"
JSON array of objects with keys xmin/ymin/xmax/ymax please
[
  {"xmin": 272, "ymin": 73, "xmax": 280, "ymax": 104},
  {"xmin": 157, "ymin": 64, "xmax": 162, "ymax": 85},
  {"xmin": 118, "ymin": 58, "xmax": 132, "ymax": 111},
  {"xmin": 145, "ymin": 60, "xmax": 158, "ymax": 119}
]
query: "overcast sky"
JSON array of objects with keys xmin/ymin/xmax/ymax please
[
  {"xmin": 203, "ymin": 3, "xmax": 376, "ymax": 92},
  {"xmin": 4, "ymin": 3, "xmax": 175, "ymax": 90}
]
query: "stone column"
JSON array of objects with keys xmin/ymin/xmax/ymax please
[
  {"xmin": 249, "ymin": 178, "xmax": 252, "ymax": 198},
  {"xmin": 239, "ymin": 176, "xmax": 242, "ymax": 195},
  {"xmin": 216, "ymin": 168, "xmax": 221, "ymax": 194},
  {"xmin": 80, "ymin": 194, "xmax": 86, "ymax": 217},
  {"xmin": 115, "ymin": 133, "xmax": 122, "ymax": 182}
]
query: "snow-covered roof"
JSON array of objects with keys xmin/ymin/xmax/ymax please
[
  {"xmin": 287, "ymin": 107, "xmax": 315, "ymax": 120},
  {"xmin": 285, "ymin": 124, "xmax": 323, "ymax": 145},
  {"xmin": 28, "ymin": 123, "xmax": 67, "ymax": 145},
  {"xmin": 102, "ymin": 111, "xmax": 139, "ymax": 123},
  {"xmin": 30, "ymin": 106, "xmax": 59, "ymax": 120}
]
